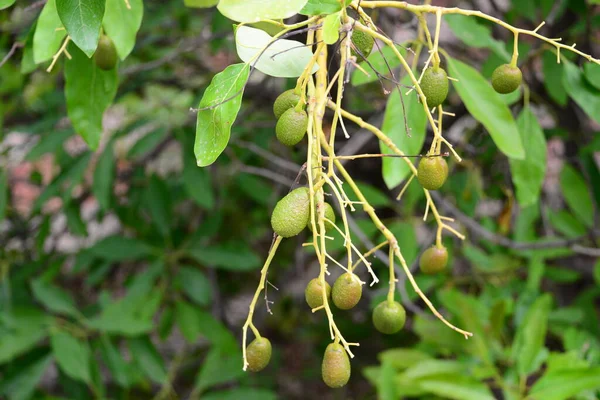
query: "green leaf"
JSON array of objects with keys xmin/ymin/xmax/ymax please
[
  {"xmin": 322, "ymin": 13, "xmax": 340, "ymax": 45},
  {"xmin": 100, "ymin": 336, "xmax": 133, "ymax": 388},
  {"xmin": 0, "ymin": 353, "xmax": 53, "ymax": 400},
  {"xmin": 377, "ymin": 359, "xmax": 397, "ymax": 400},
  {"xmin": 51, "ymin": 331, "xmax": 91, "ymax": 383},
  {"xmin": 235, "ymin": 26, "xmax": 319, "ymax": 78},
  {"xmin": 351, "ymin": 44, "xmax": 407, "ymax": 86},
  {"xmin": 176, "ymin": 266, "xmax": 212, "ymax": 306},
  {"xmin": 128, "ymin": 337, "xmax": 167, "ymax": 384},
  {"xmin": 87, "ymin": 235, "xmax": 153, "ymax": 261},
  {"xmin": 184, "ymin": 0, "xmax": 219, "ymax": 7},
  {"xmin": 509, "ymin": 108, "xmax": 547, "ymax": 207},
  {"xmin": 56, "ymin": 0, "xmax": 105, "ymax": 57},
  {"xmin": 21, "ymin": 22, "xmax": 38, "ymax": 74},
  {"xmin": 64, "ymin": 44, "xmax": 118, "ymax": 150},
  {"xmin": 0, "ymin": 308, "xmax": 49, "ymax": 363},
  {"xmin": 182, "ymin": 145, "xmax": 214, "ymax": 209},
  {"xmin": 194, "ymin": 347, "xmax": 244, "ymax": 392},
  {"xmin": 380, "ymin": 75, "xmax": 427, "ymax": 189},
  {"xmin": 528, "ymin": 367, "xmax": 600, "ymax": 400},
  {"xmin": 447, "ymin": 57, "xmax": 524, "ymax": 159},
  {"xmin": 87, "ymin": 300, "xmax": 154, "ymax": 336},
  {"xmin": 175, "ymin": 300, "xmax": 203, "ymax": 343},
  {"xmin": 584, "ymin": 62, "xmax": 600, "ymax": 90},
  {"xmin": 559, "ymin": 164, "xmax": 594, "ymax": 228},
  {"xmin": 416, "ymin": 375, "xmax": 496, "ymax": 400},
  {"xmin": 31, "ymin": 279, "xmax": 79, "ymax": 317},
  {"xmin": 378, "ymin": 348, "xmax": 432, "ymax": 370},
  {"xmin": 33, "ymin": 0, "xmax": 66, "ymax": 64},
  {"xmin": 348, "ymin": 182, "xmax": 391, "ymax": 207},
  {"xmin": 194, "ymin": 63, "xmax": 249, "ymax": 167},
  {"xmin": 92, "ymin": 143, "xmax": 115, "ymax": 212},
  {"xmin": 594, "ymin": 259, "xmax": 600, "ymax": 286},
  {"xmin": 0, "ymin": 170, "xmax": 7, "ymax": 221},
  {"xmin": 188, "ymin": 242, "xmax": 261, "ymax": 270},
  {"xmin": 0, "ymin": 0, "xmax": 16, "ymax": 9},
  {"xmin": 201, "ymin": 388, "xmax": 277, "ymax": 400},
  {"xmin": 300, "ymin": 0, "xmax": 351, "ymax": 15},
  {"xmin": 127, "ymin": 127, "xmax": 169, "ymax": 159},
  {"xmin": 217, "ymin": 0, "xmax": 308, "ymax": 23},
  {"xmin": 542, "ymin": 52, "xmax": 568, "ymax": 105},
  {"xmin": 26, "ymin": 130, "xmax": 73, "ymax": 161},
  {"xmin": 511, "ymin": 294, "xmax": 551, "ymax": 377},
  {"xmin": 102, "ymin": 0, "xmax": 143, "ymax": 60},
  {"xmin": 144, "ymin": 175, "xmax": 171, "ymax": 237},
  {"xmin": 445, "ymin": 14, "xmax": 511, "ymax": 62},
  {"xmin": 562, "ymin": 59, "xmax": 600, "ymax": 124}
]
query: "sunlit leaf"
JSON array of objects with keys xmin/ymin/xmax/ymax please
[{"xmin": 217, "ymin": 0, "xmax": 308, "ymax": 23}]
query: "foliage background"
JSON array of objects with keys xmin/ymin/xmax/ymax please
[{"xmin": 1, "ymin": 0, "xmax": 600, "ymax": 399}]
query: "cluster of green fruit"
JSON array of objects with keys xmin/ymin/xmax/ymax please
[
  {"xmin": 273, "ymin": 90, "xmax": 308, "ymax": 146},
  {"xmin": 94, "ymin": 35, "xmax": 118, "ymax": 71}
]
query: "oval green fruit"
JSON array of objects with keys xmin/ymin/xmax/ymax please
[
  {"xmin": 308, "ymin": 202, "xmax": 336, "ymax": 232},
  {"xmin": 491, "ymin": 64, "xmax": 522, "ymax": 94},
  {"xmin": 246, "ymin": 337, "xmax": 272, "ymax": 372},
  {"xmin": 305, "ymin": 277, "xmax": 331, "ymax": 309},
  {"xmin": 332, "ymin": 273, "xmax": 362, "ymax": 310},
  {"xmin": 322, "ymin": 343, "xmax": 351, "ymax": 388},
  {"xmin": 419, "ymin": 245, "xmax": 449, "ymax": 274},
  {"xmin": 94, "ymin": 35, "xmax": 118, "ymax": 71},
  {"xmin": 373, "ymin": 301, "xmax": 406, "ymax": 334},
  {"xmin": 271, "ymin": 187, "xmax": 310, "ymax": 238},
  {"xmin": 421, "ymin": 67, "xmax": 449, "ymax": 108},
  {"xmin": 351, "ymin": 30, "xmax": 374, "ymax": 59},
  {"xmin": 276, "ymin": 108, "xmax": 308, "ymax": 146},
  {"xmin": 273, "ymin": 89, "xmax": 301, "ymax": 119},
  {"xmin": 417, "ymin": 157, "xmax": 448, "ymax": 191}
]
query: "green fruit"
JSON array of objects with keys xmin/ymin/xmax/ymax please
[
  {"xmin": 351, "ymin": 30, "xmax": 374, "ymax": 59},
  {"xmin": 419, "ymin": 245, "xmax": 449, "ymax": 274},
  {"xmin": 308, "ymin": 202, "xmax": 336, "ymax": 232},
  {"xmin": 276, "ymin": 108, "xmax": 308, "ymax": 146},
  {"xmin": 322, "ymin": 343, "xmax": 351, "ymax": 388},
  {"xmin": 94, "ymin": 35, "xmax": 118, "ymax": 71},
  {"xmin": 417, "ymin": 157, "xmax": 448, "ymax": 190},
  {"xmin": 246, "ymin": 337, "xmax": 272, "ymax": 372},
  {"xmin": 305, "ymin": 278, "xmax": 331, "ymax": 309},
  {"xmin": 373, "ymin": 301, "xmax": 406, "ymax": 334},
  {"xmin": 271, "ymin": 187, "xmax": 310, "ymax": 238},
  {"xmin": 491, "ymin": 64, "xmax": 522, "ymax": 94},
  {"xmin": 332, "ymin": 273, "xmax": 362, "ymax": 310},
  {"xmin": 421, "ymin": 67, "xmax": 449, "ymax": 108},
  {"xmin": 273, "ymin": 89, "xmax": 301, "ymax": 119}
]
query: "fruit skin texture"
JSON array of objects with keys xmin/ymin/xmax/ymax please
[
  {"xmin": 351, "ymin": 30, "xmax": 374, "ymax": 59},
  {"xmin": 419, "ymin": 246, "xmax": 449, "ymax": 274},
  {"xmin": 417, "ymin": 157, "xmax": 448, "ymax": 191},
  {"xmin": 332, "ymin": 273, "xmax": 362, "ymax": 310},
  {"xmin": 308, "ymin": 202, "xmax": 336, "ymax": 232},
  {"xmin": 373, "ymin": 301, "xmax": 406, "ymax": 334},
  {"xmin": 322, "ymin": 343, "xmax": 351, "ymax": 388},
  {"xmin": 491, "ymin": 64, "xmax": 522, "ymax": 94},
  {"xmin": 246, "ymin": 337, "xmax": 272, "ymax": 372},
  {"xmin": 273, "ymin": 89, "xmax": 301, "ymax": 119},
  {"xmin": 276, "ymin": 108, "xmax": 308, "ymax": 146},
  {"xmin": 420, "ymin": 67, "xmax": 449, "ymax": 108},
  {"xmin": 271, "ymin": 187, "xmax": 310, "ymax": 238},
  {"xmin": 94, "ymin": 35, "xmax": 118, "ymax": 71},
  {"xmin": 305, "ymin": 278, "xmax": 331, "ymax": 309}
]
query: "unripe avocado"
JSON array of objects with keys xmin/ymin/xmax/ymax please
[
  {"xmin": 271, "ymin": 187, "xmax": 310, "ymax": 238},
  {"xmin": 332, "ymin": 273, "xmax": 362, "ymax": 310},
  {"xmin": 373, "ymin": 301, "xmax": 406, "ymax": 334},
  {"xmin": 322, "ymin": 343, "xmax": 351, "ymax": 388},
  {"xmin": 351, "ymin": 30, "xmax": 374, "ymax": 59},
  {"xmin": 94, "ymin": 35, "xmax": 118, "ymax": 71},
  {"xmin": 308, "ymin": 202, "xmax": 336, "ymax": 232},
  {"xmin": 419, "ymin": 245, "xmax": 449, "ymax": 274},
  {"xmin": 305, "ymin": 278, "xmax": 331, "ymax": 309},
  {"xmin": 417, "ymin": 157, "xmax": 448, "ymax": 191},
  {"xmin": 491, "ymin": 64, "xmax": 522, "ymax": 94},
  {"xmin": 246, "ymin": 337, "xmax": 272, "ymax": 372},
  {"xmin": 273, "ymin": 89, "xmax": 302, "ymax": 119},
  {"xmin": 421, "ymin": 67, "xmax": 449, "ymax": 108},
  {"xmin": 276, "ymin": 108, "xmax": 308, "ymax": 146}
]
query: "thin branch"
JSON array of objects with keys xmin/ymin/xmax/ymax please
[{"xmin": 0, "ymin": 42, "xmax": 24, "ymax": 68}]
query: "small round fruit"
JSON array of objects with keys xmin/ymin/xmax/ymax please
[
  {"xmin": 419, "ymin": 245, "xmax": 449, "ymax": 274},
  {"xmin": 273, "ymin": 89, "xmax": 302, "ymax": 119},
  {"xmin": 308, "ymin": 202, "xmax": 336, "ymax": 232},
  {"xmin": 305, "ymin": 278, "xmax": 331, "ymax": 309},
  {"xmin": 322, "ymin": 343, "xmax": 351, "ymax": 388},
  {"xmin": 417, "ymin": 157, "xmax": 448, "ymax": 191},
  {"xmin": 332, "ymin": 273, "xmax": 362, "ymax": 310},
  {"xmin": 491, "ymin": 64, "xmax": 522, "ymax": 94},
  {"xmin": 351, "ymin": 30, "xmax": 374, "ymax": 59},
  {"xmin": 373, "ymin": 301, "xmax": 406, "ymax": 334},
  {"xmin": 276, "ymin": 108, "xmax": 308, "ymax": 146},
  {"xmin": 94, "ymin": 35, "xmax": 118, "ymax": 71},
  {"xmin": 271, "ymin": 187, "xmax": 310, "ymax": 238},
  {"xmin": 421, "ymin": 67, "xmax": 449, "ymax": 108},
  {"xmin": 246, "ymin": 337, "xmax": 272, "ymax": 372}
]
